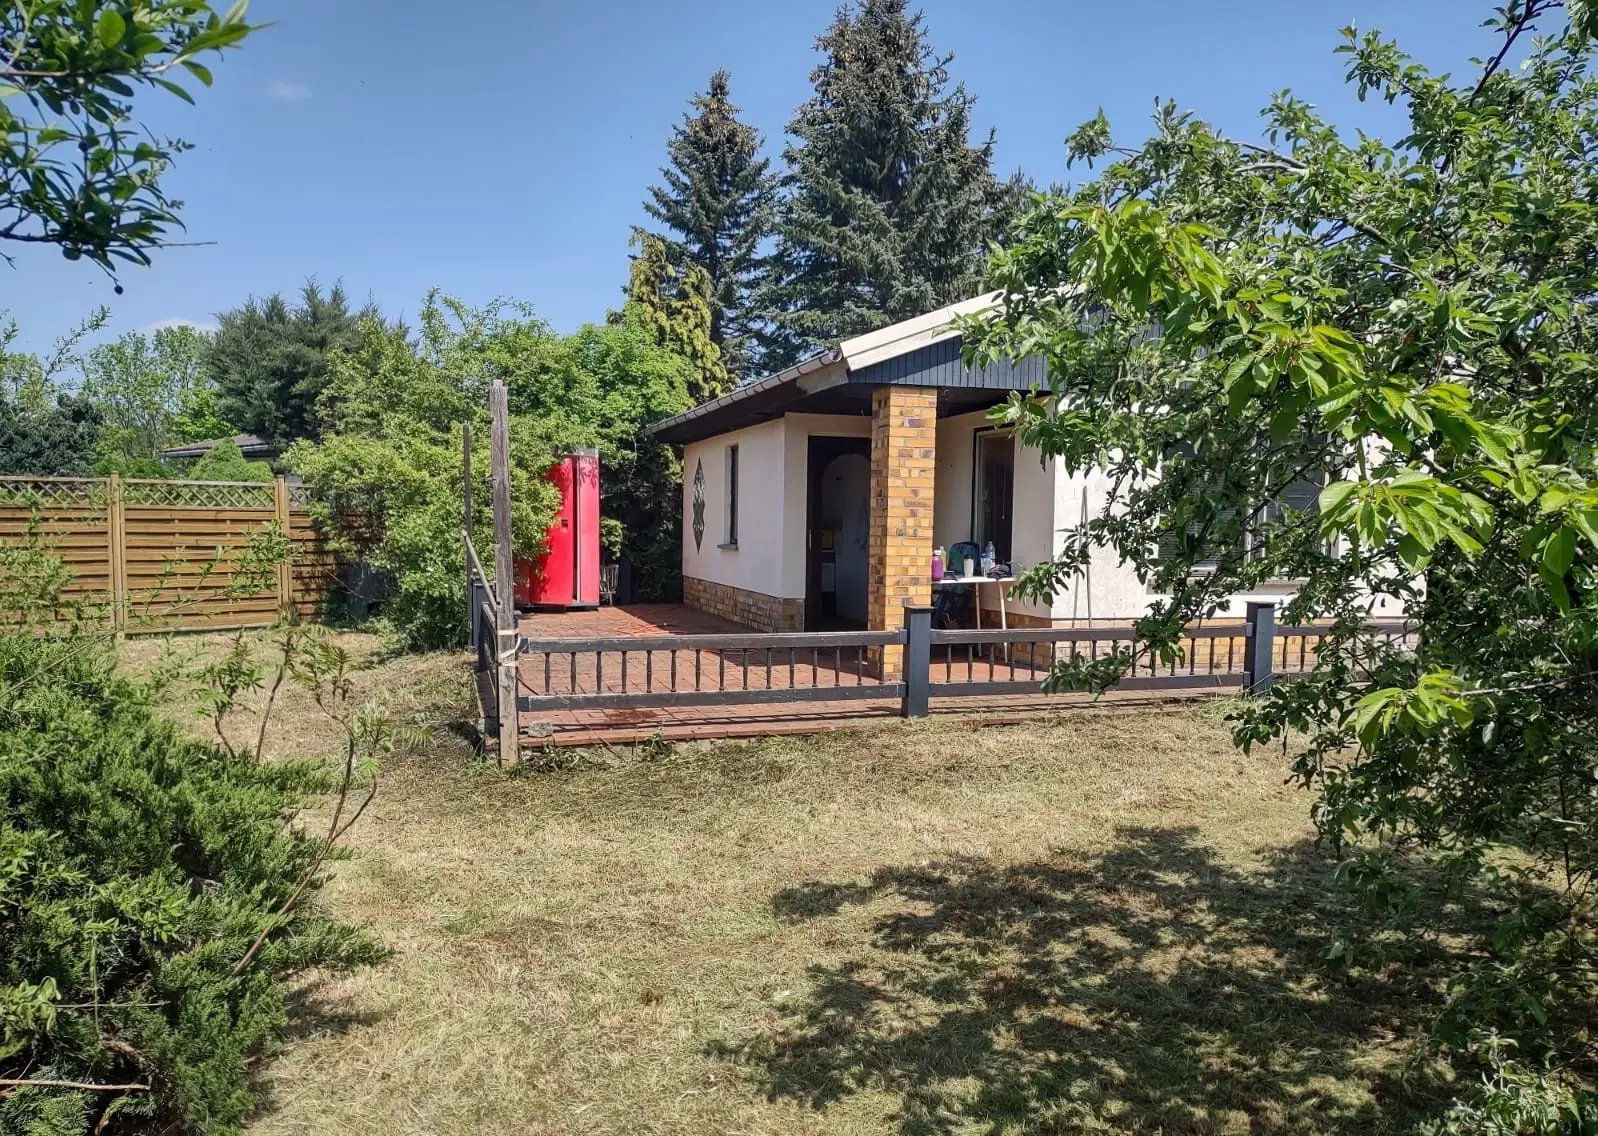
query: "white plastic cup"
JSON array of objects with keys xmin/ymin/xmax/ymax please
[{"xmin": 963, "ymin": 557, "xmax": 976, "ymax": 578}]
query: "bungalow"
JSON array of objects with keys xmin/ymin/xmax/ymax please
[{"xmin": 647, "ymin": 296, "xmax": 1396, "ymax": 667}]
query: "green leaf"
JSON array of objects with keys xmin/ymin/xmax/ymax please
[
  {"xmin": 181, "ymin": 60, "xmax": 214, "ymax": 87},
  {"xmin": 1542, "ymin": 525, "xmax": 1576, "ymax": 578},
  {"xmin": 153, "ymin": 77, "xmax": 195, "ymax": 105},
  {"xmin": 97, "ymin": 8, "xmax": 126, "ymax": 47}
]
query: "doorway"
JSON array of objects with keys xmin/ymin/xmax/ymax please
[
  {"xmin": 806, "ymin": 436, "xmax": 871, "ymax": 630},
  {"xmin": 974, "ymin": 430, "xmax": 1014, "ymax": 563}
]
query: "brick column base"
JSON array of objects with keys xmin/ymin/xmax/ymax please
[{"xmin": 867, "ymin": 386, "xmax": 937, "ymax": 679}]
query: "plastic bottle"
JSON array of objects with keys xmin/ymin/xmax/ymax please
[
  {"xmin": 931, "ymin": 547, "xmax": 944, "ymax": 581},
  {"xmin": 981, "ymin": 541, "xmax": 996, "ymax": 575}
]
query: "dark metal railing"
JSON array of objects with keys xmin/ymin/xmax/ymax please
[
  {"xmin": 512, "ymin": 602, "xmax": 1418, "ymax": 726},
  {"xmin": 517, "ymin": 629, "xmax": 905, "ymax": 712}
]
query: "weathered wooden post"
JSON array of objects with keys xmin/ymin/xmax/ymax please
[
  {"xmin": 462, "ymin": 419, "xmax": 474, "ymax": 651},
  {"xmin": 1243, "ymin": 600, "xmax": 1276, "ymax": 693},
  {"xmin": 273, "ymin": 474, "xmax": 294, "ymax": 620},
  {"xmin": 901, "ymin": 604, "xmax": 932, "ymax": 718},
  {"xmin": 489, "ymin": 382, "xmax": 520, "ymax": 764},
  {"xmin": 107, "ymin": 472, "xmax": 126, "ymax": 638}
]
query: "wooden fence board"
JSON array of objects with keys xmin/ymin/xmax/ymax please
[{"xmin": 1, "ymin": 475, "xmax": 346, "ymax": 633}]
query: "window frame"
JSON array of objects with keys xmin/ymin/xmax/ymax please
[{"xmin": 720, "ymin": 443, "xmax": 740, "ymax": 549}]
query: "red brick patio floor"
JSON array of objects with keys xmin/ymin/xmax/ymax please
[{"xmin": 516, "ymin": 604, "xmax": 1217, "ymax": 747}]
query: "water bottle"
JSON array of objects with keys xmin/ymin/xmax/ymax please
[{"xmin": 981, "ymin": 541, "xmax": 996, "ymax": 575}]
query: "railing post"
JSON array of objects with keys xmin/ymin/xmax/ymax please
[
  {"xmin": 1244, "ymin": 601, "xmax": 1276, "ymax": 692},
  {"xmin": 107, "ymin": 472, "xmax": 125, "ymax": 638},
  {"xmin": 901, "ymin": 604, "xmax": 932, "ymax": 718},
  {"xmin": 461, "ymin": 419, "xmax": 473, "ymax": 643},
  {"xmin": 489, "ymin": 381, "xmax": 520, "ymax": 765}
]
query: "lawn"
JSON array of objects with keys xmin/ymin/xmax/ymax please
[{"xmin": 127, "ymin": 632, "xmax": 1470, "ymax": 1135}]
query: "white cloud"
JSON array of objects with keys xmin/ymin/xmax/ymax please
[
  {"xmin": 265, "ymin": 79, "xmax": 311, "ymax": 103},
  {"xmin": 140, "ymin": 317, "xmax": 219, "ymax": 334}
]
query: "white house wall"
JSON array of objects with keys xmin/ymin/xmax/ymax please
[{"xmin": 681, "ymin": 419, "xmax": 790, "ymax": 601}]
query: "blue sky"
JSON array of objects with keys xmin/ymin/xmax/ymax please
[{"xmin": 6, "ymin": 0, "xmax": 1494, "ymax": 355}]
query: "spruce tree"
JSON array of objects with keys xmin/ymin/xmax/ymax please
[
  {"xmin": 619, "ymin": 230, "xmax": 729, "ymax": 403},
  {"xmin": 209, "ymin": 281, "xmax": 376, "ymax": 447},
  {"xmin": 761, "ymin": 0, "xmax": 1023, "ymax": 366},
  {"xmin": 643, "ymin": 71, "xmax": 776, "ymax": 380}
]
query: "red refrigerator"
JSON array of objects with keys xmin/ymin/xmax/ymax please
[{"xmin": 515, "ymin": 449, "xmax": 600, "ymax": 610}]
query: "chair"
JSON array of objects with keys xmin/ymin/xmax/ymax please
[{"xmin": 599, "ymin": 563, "xmax": 619, "ymax": 606}]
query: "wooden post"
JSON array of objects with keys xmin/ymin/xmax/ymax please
[
  {"xmin": 1244, "ymin": 600, "xmax": 1276, "ymax": 692},
  {"xmin": 462, "ymin": 419, "xmax": 474, "ymax": 645},
  {"xmin": 107, "ymin": 472, "xmax": 126, "ymax": 637},
  {"xmin": 489, "ymin": 381, "xmax": 520, "ymax": 764},
  {"xmin": 273, "ymin": 475, "xmax": 294, "ymax": 620}
]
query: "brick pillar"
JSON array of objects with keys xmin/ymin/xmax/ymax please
[{"xmin": 867, "ymin": 386, "xmax": 937, "ymax": 679}]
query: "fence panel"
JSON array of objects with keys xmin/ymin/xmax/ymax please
[{"xmin": 0, "ymin": 475, "xmax": 342, "ymax": 633}]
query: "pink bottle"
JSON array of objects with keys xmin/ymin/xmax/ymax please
[{"xmin": 931, "ymin": 548, "xmax": 944, "ymax": 581}]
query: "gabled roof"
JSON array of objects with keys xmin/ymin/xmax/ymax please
[{"xmin": 648, "ymin": 293, "xmax": 1027, "ymax": 445}]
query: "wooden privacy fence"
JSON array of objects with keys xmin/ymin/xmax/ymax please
[{"xmin": 0, "ymin": 474, "xmax": 339, "ymax": 633}]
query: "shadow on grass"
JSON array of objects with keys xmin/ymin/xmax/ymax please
[{"xmin": 712, "ymin": 826, "xmax": 1484, "ymax": 1134}]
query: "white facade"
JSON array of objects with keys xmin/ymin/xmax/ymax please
[{"xmin": 678, "ymin": 406, "xmax": 1384, "ymax": 627}]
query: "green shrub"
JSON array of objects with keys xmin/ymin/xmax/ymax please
[
  {"xmin": 0, "ymin": 632, "xmax": 386, "ymax": 1135},
  {"xmin": 187, "ymin": 438, "xmax": 272, "ymax": 483}
]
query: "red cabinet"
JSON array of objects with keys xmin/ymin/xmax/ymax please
[{"xmin": 514, "ymin": 449, "xmax": 600, "ymax": 610}]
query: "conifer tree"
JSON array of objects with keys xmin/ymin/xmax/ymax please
[
  {"xmin": 643, "ymin": 71, "xmax": 776, "ymax": 379},
  {"xmin": 619, "ymin": 231, "xmax": 729, "ymax": 402},
  {"xmin": 760, "ymin": 0, "xmax": 1023, "ymax": 366}
]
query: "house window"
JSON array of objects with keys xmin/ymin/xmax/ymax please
[
  {"xmin": 723, "ymin": 444, "xmax": 739, "ymax": 548},
  {"xmin": 974, "ymin": 430, "xmax": 1014, "ymax": 563},
  {"xmin": 1155, "ymin": 469, "xmax": 1325, "ymax": 570}
]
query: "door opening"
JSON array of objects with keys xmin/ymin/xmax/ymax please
[{"xmin": 806, "ymin": 436, "xmax": 871, "ymax": 630}]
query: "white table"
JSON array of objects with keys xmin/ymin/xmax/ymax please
[{"xmin": 935, "ymin": 575, "xmax": 1016, "ymax": 656}]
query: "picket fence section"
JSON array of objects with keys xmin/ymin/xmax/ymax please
[{"xmin": 0, "ymin": 474, "xmax": 340, "ymax": 633}]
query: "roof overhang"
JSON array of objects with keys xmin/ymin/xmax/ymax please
[{"xmin": 645, "ymin": 292, "xmax": 1024, "ymax": 445}]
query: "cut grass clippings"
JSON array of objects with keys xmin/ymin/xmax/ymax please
[{"xmin": 122, "ymin": 632, "xmax": 1470, "ymax": 1134}]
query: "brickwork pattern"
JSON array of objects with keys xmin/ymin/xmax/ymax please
[
  {"xmin": 682, "ymin": 575, "xmax": 803, "ymax": 632},
  {"xmin": 867, "ymin": 386, "xmax": 938, "ymax": 678}
]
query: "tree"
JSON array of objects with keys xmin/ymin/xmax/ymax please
[
  {"xmin": 0, "ymin": 388, "xmax": 101, "ymax": 475},
  {"xmin": 618, "ymin": 230, "xmax": 728, "ymax": 402},
  {"xmin": 643, "ymin": 70, "xmax": 777, "ymax": 379},
  {"xmin": 79, "ymin": 323, "xmax": 224, "ymax": 462},
  {"xmin": 760, "ymin": 0, "xmax": 1022, "ymax": 367},
  {"xmin": 0, "ymin": 1, "xmax": 254, "ymax": 278},
  {"xmin": 209, "ymin": 280, "xmax": 375, "ymax": 447},
  {"xmin": 968, "ymin": 1, "xmax": 1598, "ymax": 1120},
  {"xmin": 289, "ymin": 293, "xmax": 693, "ymax": 648}
]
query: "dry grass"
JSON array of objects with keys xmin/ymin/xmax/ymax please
[{"xmin": 123, "ymin": 632, "xmax": 1469, "ymax": 1135}]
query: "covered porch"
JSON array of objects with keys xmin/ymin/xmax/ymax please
[{"xmin": 652, "ymin": 303, "xmax": 1062, "ymax": 680}]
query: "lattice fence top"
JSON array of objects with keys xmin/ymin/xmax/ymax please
[
  {"xmin": 0, "ymin": 475, "xmax": 284, "ymax": 510},
  {"xmin": 287, "ymin": 482, "xmax": 311, "ymax": 508},
  {"xmin": 0, "ymin": 476, "xmax": 109, "ymax": 508},
  {"xmin": 122, "ymin": 478, "xmax": 275, "ymax": 510}
]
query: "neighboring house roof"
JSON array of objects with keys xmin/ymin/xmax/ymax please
[
  {"xmin": 648, "ymin": 293, "xmax": 1042, "ymax": 445},
  {"xmin": 159, "ymin": 433, "xmax": 279, "ymax": 461}
]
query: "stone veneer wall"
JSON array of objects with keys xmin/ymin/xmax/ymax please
[
  {"xmin": 866, "ymin": 386, "xmax": 938, "ymax": 678},
  {"xmin": 682, "ymin": 576, "xmax": 803, "ymax": 632}
]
